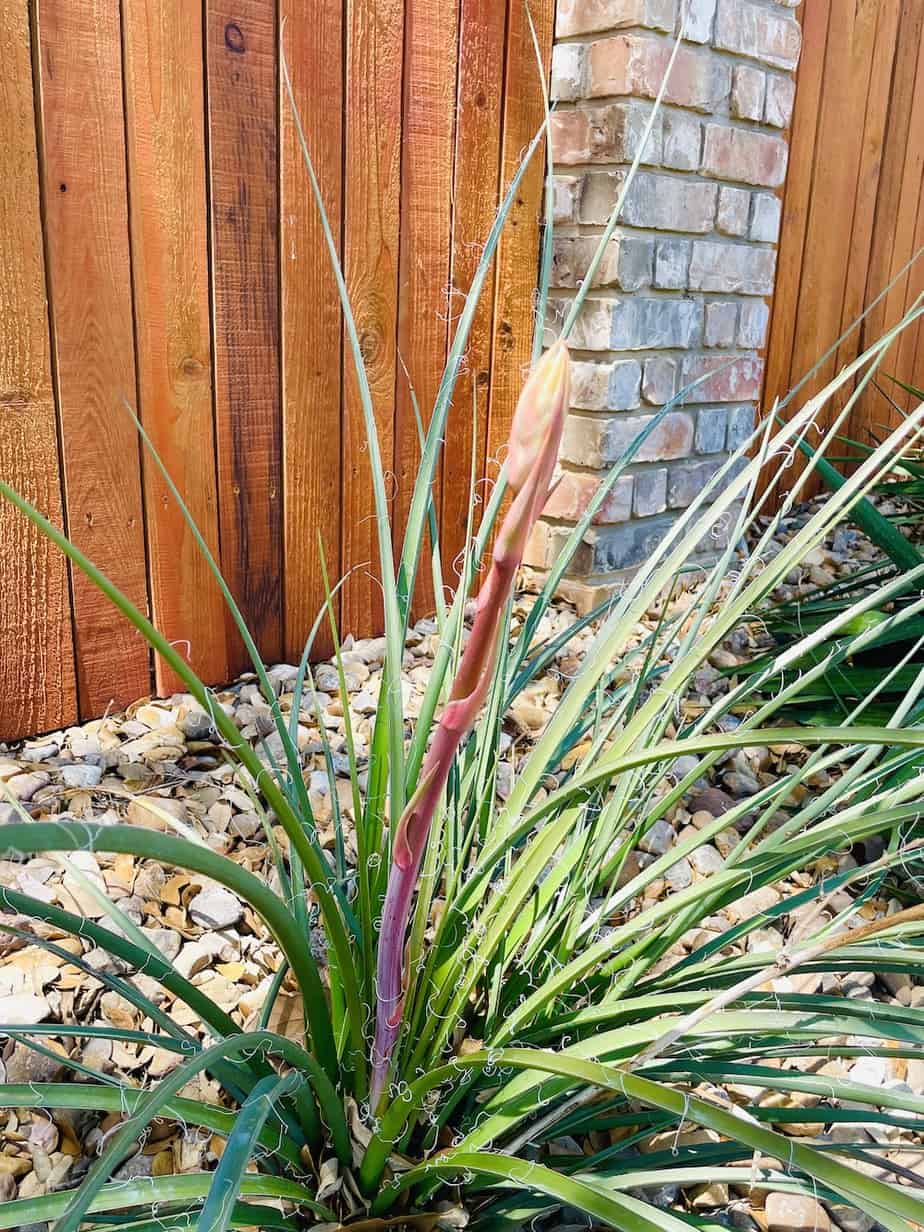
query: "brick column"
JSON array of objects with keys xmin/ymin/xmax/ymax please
[{"xmin": 530, "ymin": 0, "xmax": 799, "ymax": 611}]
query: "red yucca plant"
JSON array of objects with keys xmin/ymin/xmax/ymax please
[{"xmin": 372, "ymin": 341, "xmax": 571, "ymax": 1102}]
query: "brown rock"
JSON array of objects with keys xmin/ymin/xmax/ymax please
[{"xmin": 766, "ymin": 1193, "xmax": 831, "ymax": 1232}]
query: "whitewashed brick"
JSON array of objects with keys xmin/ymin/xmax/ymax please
[
  {"xmin": 662, "ymin": 109, "xmax": 703, "ymax": 170},
  {"xmin": 684, "ymin": 0, "xmax": 717, "ymax": 43},
  {"xmin": 556, "ymin": 0, "xmax": 675, "ymax": 37},
  {"xmin": 611, "ymin": 297, "xmax": 702, "ymax": 350},
  {"xmin": 731, "ymin": 64, "xmax": 766, "ymax": 121},
  {"xmin": 714, "ymin": 0, "xmax": 802, "ymax": 70},
  {"xmin": 738, "ymin": 300, "xmax": 770, "ymax": 348},
  {"xmin": 695, "ymin": 407, "xmax": 728, "ymax": 454},
  {"xmin": 570, "ymin": 360, "xmax": 613, "ymax": 410},
  {"xmin": 643, "ymin": 356, "xmax": 677, "ymax": 404},
  {"xmin": 619, "ymin": 172, "xmax": 718, "ymax": 233},
  {"xmin": 553, "ymin": 176, "xmax": 582, "ymax": 225},
  {"xmin": 551, "ymin": 44, "xmax": 587, "ymax": 102},
  {"xmin": 765, "ymin": 74, "xmax": 796, "ymax": 128},
  {"xmin": 751, "ymin": 193, "xmax": 782, "ymax": 243},
  {"xmin": 654, "ymin": 239, "xmax": 691, "ymax": 289},
  {"xmin": 609, "ymin": 360, "xmax": 643, "ymax": 409},
  {"xmin": 716, "ymin": 186, "xmax": 750, "ymax": 237},
  {"xmin": 689, "ymin": 240, "xmax": 776, "ymax": 295},
  {"xmin": 704, "ymin": 301, "xmax": 738, "ymax": 348},
  {"xmin": 634, "ymin": 468, "xmax": 668, "ymax": 515}
]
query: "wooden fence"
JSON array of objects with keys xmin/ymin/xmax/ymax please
[
  {"xmin": 764, "ymin": 0, "xmax": 924, "ymax": 495},
  {"xmin": 0, "ymin": 0, "xmax": 553, "ymax": 740}
]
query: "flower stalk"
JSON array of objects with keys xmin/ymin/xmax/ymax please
[{"xmin": 371, "ymin": 341, "xmax": 570, "ymax": 1105}]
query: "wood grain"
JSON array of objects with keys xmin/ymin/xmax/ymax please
[
  {"xmin": 341, "ymin": 0, "xmax": 404, "ymax": 637},
  {"xmin": 442, "ymin": 0, "xmax": 508, "ymax": 586},
  {"xmin": 206, "ymin": 0, "xmax": 282, "ymax": 669},
  {"xmin": 781, "ymin": 1, "xmax": 879, "ymax": 496},
  {"xmin": 393, "ymin": 0, "xmax": 459, "ymax": 618},
  {"xmin": 761, "ymin": 0, "xmax": 828, "ymax": 461},
  {"xmin": 0, "ymin": 0, "xmax": 78, "ymax": 740},
  {"xmin": 35, "ymin": 0, "xmax": 152, "ymax": 716},
  {"xmin": 280, "ymin": 1, "xmax": 343, "ymax": 661},
  {"xmin": 122, "ymin": 0, "xmax": 229, "ymax": 693},
  {"xmin": 486, "ymin": 0, "xmax": 554, "ymax": 509}
]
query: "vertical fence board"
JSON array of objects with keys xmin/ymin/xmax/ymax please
[
  {"xmin": 0, "ymin": 0, "xmax": 553, "ymax": 736},
  {"xmin": 122, "ymin": 0, "xmax": 228, "ymax": 693},
  {"xmin": 341, "ymin": 0, "xmax": 404, "ymax": 637},
  {"xmin": 280, "ymin": 3, "xmax": 343, "ymax": 662},
  {"xmin": 0, "ymin": 0, "xmax": 78, "ymax": 737},
  {"xmin": 764, "ymin": 0, "xmax": 924, "ymax": 501},
  {"xmin": 442, "ymin": 0, "xmax": 508, "ymax": 587},
  {"xmin": 207, "ymin": 0, "xmax": 282, "ymax": 669},
  {"xmin": 486, "ymin": 0, "xmax": 553, "ymax": 498},
  {"xmin": 393, "ymin": 0, "xmax": 459, "ymax": 617},
  {"xmin": 876, "ymin": 24, "xmax": 924, "ymax": 422},
  {"xmin": 761, "ymin": 0, "xmax": 828, "ymax": 500},
  {"xmin": 779, "ymin": 3, "xmax": 878, "ymax": 497},
  {"xmin": 35, "ymin": 0, "xmax": 152, "ymax": 716}
]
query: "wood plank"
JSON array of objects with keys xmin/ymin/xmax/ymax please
[
  {"xmin": 776, "ymin": 0, "xmax": 878, "ymax": 499},
  {"xmin": 341, "ymin": 0, "xmax": 404, "ymax": 637},
  {"xmin": 122, "ymin": 0, "xmax": 229, "ymax": 694},
  {"xmin": 34, "ymin": 0, "xmax": 152, "ymax": 717},
  {"xmin": 206, "ymin": 0, "xmax": 282, "ymax": 669},
  {"xmin": 0, "ymin": 0, "xmax": 78, "ymax": 740},
  {"xmin": 280, "ymin": 1, "xmax": 343, "ymax": 662},
  {"xmin": 827, "ymin": 0, "xmax": 901, "ymax": 454},
  {"xmin": 486, "ymin": 0, "xmax": 554, "ymax": 507},
  {"xmin": 442, "ymin": 0, "xmax": 508, "ymax": 590},
  {"xmin": 393, "ymin": 0, "xmax": 459, "ymax": 618},
  {"xmin": 858, "ymin": 0, "xmax": 924, "ymax": 426},
  {"xmin": 760, "ymin": 0, "xmax": 829, "ymax": 501},
  {"xmin": 878, "ymin": 20, "xmax": 924, "ymax": 426}
]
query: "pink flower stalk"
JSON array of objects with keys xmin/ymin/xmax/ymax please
[{"xmin": 371, "ymin": 340, "xmax": 570, "ymax": 1105}]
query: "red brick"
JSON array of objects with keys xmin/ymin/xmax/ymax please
[
  {"xmin": 556, "ymin": 0, "xmax": 674, "ymax": 37},
  {"xmin": 680, "ymin": 354, "xmax": 764, "ymax": 403},
  {"xmin": 702, "ymin": 123, "xmax": 788, "ymax": 187},
  {"xmin": 551, "ymin": 102, "xmax": 661, "ymax": 165},
  {"xmin": 588, "ymin": 35, "xmax": 731, "ymax": 113},
  {"xmin": 714, "ymin": 0, "xmax": 801, "ymax": 71},
  {"xmin": 544, "ymin": 470, "xmax": 634, "ymax": 524}
]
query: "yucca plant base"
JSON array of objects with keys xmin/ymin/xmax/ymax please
[{"xmin": 2, "ymin": 552, "xmax": 924, "ymax": 1232}]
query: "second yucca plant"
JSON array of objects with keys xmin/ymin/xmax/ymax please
[{"xmin": 1, "ymin": 30, "xmax": 924, "ymax": 1232}]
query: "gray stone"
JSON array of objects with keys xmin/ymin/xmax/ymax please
[
  {"xmin": 577, "ymin": 516, "xmax": 677, "ymax": 573},
  {"xmin": 633, "ymin": 468, "xmax": 668, "ymax": 517},
  {"xmin": 608, "ymin": 360, "xmax": 642, "ymax": 410},
  {"xmin": 639, "ymin": 819, "xmax": 676, "ymax": 855},
  {"xmin": 695, "ymin": 407, "xmax": 727, "ymax": 454},
  {"xmin": 665, "ymin": 858, "xmax": 693, "ymax": 890},
  {"xmin": 668, "ymin": 460, "xmax": 722, "ymax": 509},
  {"xmin": 60, "ymin": 763, "xmax": 103, "ymax": 788},
  {"xmin": 611, "ymin": 297, "xmax": 702, "ymax": 350},
  {"xmin": 188, "ymin": 885, "xmax": 243, "ymax": 930},
  {"xmin": 728, "ymin": 404, "xmax": 757, "ymax": 449},
  {"xmin": 642, "ymin": 357, "xmax": 676, "ymax": 405},
  {"xmin": 654, "ymin": 239, "xmax": 691, "ymax": 290}
]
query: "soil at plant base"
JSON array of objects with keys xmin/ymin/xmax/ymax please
[{"xmin": 0, "ymin": 502, "xmax": 920, "ymax": 1231}]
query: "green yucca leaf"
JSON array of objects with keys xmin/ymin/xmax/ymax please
[
  {"xmin": 0, "ymin": 1174, "xmax": 331, "ymax": 1230},
  {"xmin": 197, "ymin": 1071, "xmax": 305, "ymax": 1232},
  {"xmin": 0, "ymin": 1083, "xmax": 305, "ymax": 1170}
]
